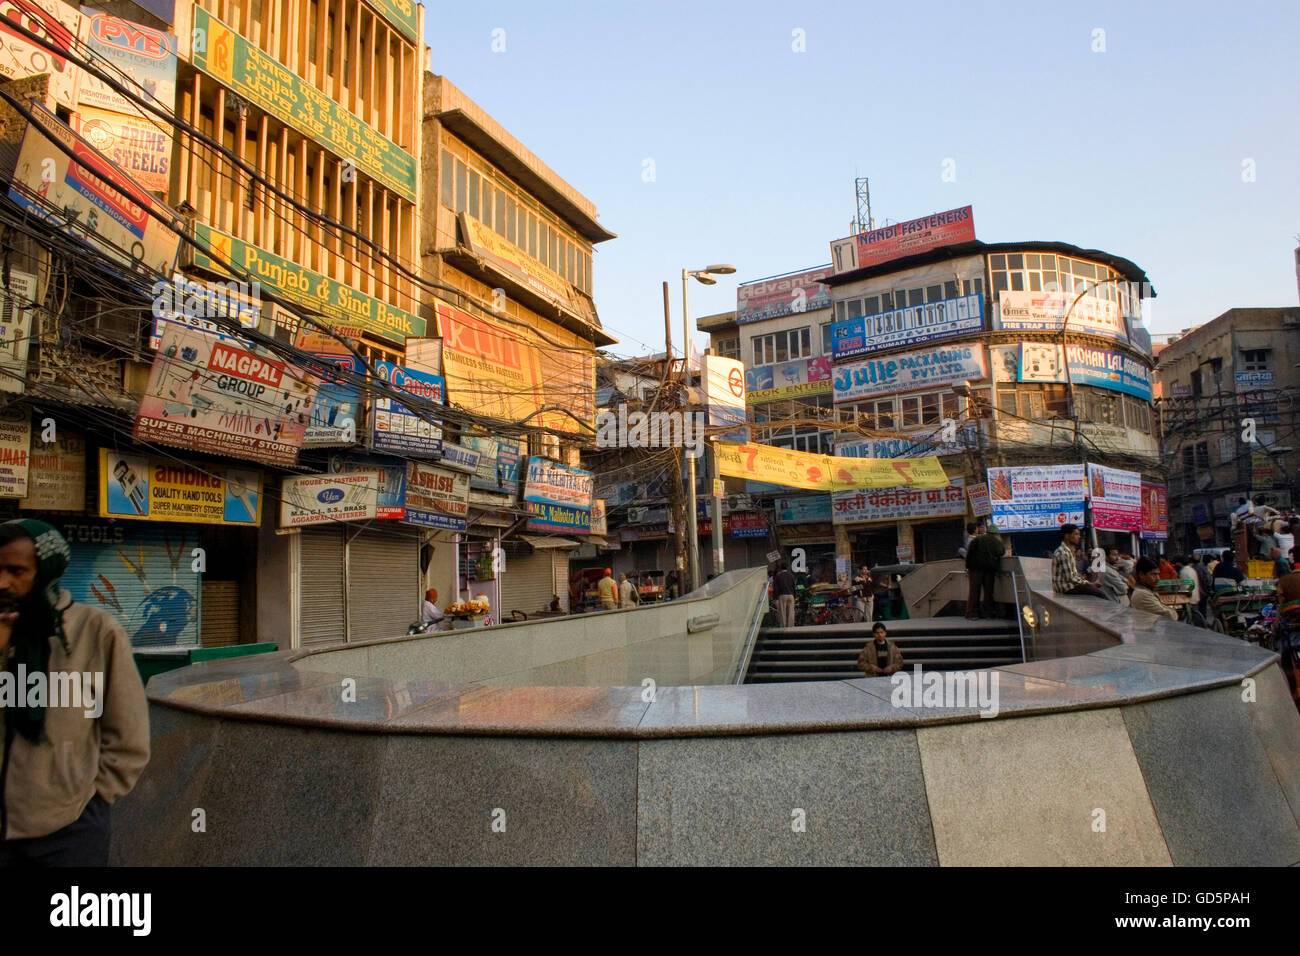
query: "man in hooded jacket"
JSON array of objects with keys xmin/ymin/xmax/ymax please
[{"xmin": 0, "ymin": 519, "xmax": 149, "ymax": 866}]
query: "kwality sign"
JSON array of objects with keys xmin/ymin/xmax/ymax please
[
  {"xmin": 735, "ymin": 265, "xmax": 832, "ymax": 325},
  {"xmin": 830, "ymin": 206, "xmax": 975, "ymax": 274}
]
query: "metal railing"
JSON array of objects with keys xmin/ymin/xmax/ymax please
[
  {"xmin": 733, "ymin": 579, "xmax": 771, "ymax": 684},
  {"xmin": 1006, "ymin": 566, "xmax": 1029, "ymax": 663}
]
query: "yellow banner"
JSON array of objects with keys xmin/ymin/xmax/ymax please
[
  {"xmin": 715, "ymin": 442, "xmax": 949, "ymax": 491},
  {"xmin": 98, "ymin": 449, "xmax": 263, "ymax": 526}
]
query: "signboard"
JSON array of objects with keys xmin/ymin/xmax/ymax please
[
  {"xmin": 8, "ymin": 101, "xmax": 182, "ymax": 277},
  {"xmin": 1087, "ymin": 463, "xmax": 1142, "ymax": 533},
  {"xmin": 895, "ymin": 545, "xmax": 914, "ymax": 564},
  {"xmin": 438, "ymin": 441, "xmax": 482, "ymax": 474},
  {"xmin": 1140, "ymin": 481, "xmax": 1168, "ymax": 541},
  {"xmin": 76, "ymin": 9, "xmax": 177, "ymax": 115},
  {"xmin": 0, "ymin": 408, "xmax": 31, "ymax": 497},
  {"xmin": 703, "ymin": 354, "xmax": 746, "ymax": 427},
  {"xmin": 148, "ymin": 274, "xmax": 262, "ymax": 348},
  {"xmin": 832, "ymin": 478, "xmax": 967, "ymax": 525},
  {"xmin": 833, "ymin": 342, "xmax": 987, "ymax": 404},
  {"xmin": 462, "ymin": 435, "xmax": 520, "ymax": 494},
  {"xmin": 0, "ymin": 270, "xmax": 37, "ymax": 393},
  {"xmin": 524, "ymin": 457, "xmax": 593, "ymax": 534},
  {"xmin": 135, "ymin": 321, "xmax": 316, "ymax": 467},
  {"xmin": 590, "ymin": 498, "xmax": 607, "ymax": 536},
  {"xmin": 1017, "ymin": 343, "xmax": 1152, "ymax": 402},
  {"xmin": 191, "ymin": 7, "xmax": 416, "ymax": 202},
  {"xmin": 1252, "ymin": 450, "xmax": 1275, "ymax": 486},
  {"xmin": 279, "ymin": 472, "xmax": 380, "ymax": 527},
  {"xmin": 987, "ymin": 464, "xmax": 1086, "ymax": 531},
  {"xmin": 830, "ymin": 293, "xmax": 984, "ymax": 359},
  {"xmin": 736, "ymin": 265, "xmax": 832, "ymax": 325},
  {"xmin": 775, "ymin": 495, "xmax": 833, "ymax": 524},
  {"xmin": 302, "ymin": 355, "xmax": 362, "ymax": 446},
  {"xmin": 193, "ymin": 224, "xmax": 425, "ymax": 340},
  {"xmin": 329, "ymin": 455, "xmax": 405, "ymax": 519},
  {"xmin": 370, "ymin": 360, "xmax": 444, "ymax": 457},
  {"xmin": 714, "ymin": 441, "xmax": 950, "ymax": 491},
  {"xmin": 363, "ymin": 0, "xmax": 418, "ymax": 42},
  {"xmin": 836, "ymin": 427, "xmax": 976, "ymax": 459},
  {"xmin": 20, "ymin": 427, "xmax": 84, "ymax": 510},
  {"xmin": 1236, "ymin": 370, "xmax": 1275, "ymax": 391},
  {"xmin": 831, "ymin": 206, "xmax": 974, "ymax": 274},
  {"xmin": 0, "ymin": 0, "xmax": 81, "ymax": 109},
  {"xmin": 968, "ymin": 481, "xmax": 991, "ymax": 517},
  {"xmin": 463, "ymin": 216, "xmax": 572, "ymax": 313},
  {"xmin": 729, "ymin": 513, "xmax": 768, "ymax": 538},
  {"xmin": 526, "ymin": 499, "xmax": 590, "ymax": 534},
  {"xmin": 75, "ymin": 107, "xmax": 172, "ymax": 194},
  {"xmin": 994, "ymin": 289, "xmax": 1127, "ymax": 342},
  {"xmin": 745, "ymin": 356, "xmax": 832, "ymax": 404},
  {"xmin": 403, "ymin": 461, "xmax": 469, "ymax": 531},
  {"xmin": 98, "ymin": 449, "xmax": 262, "ymax": 525},
  {"xmin": 434, "ymin": 302, "xmax": 549, "ymax": 428}
]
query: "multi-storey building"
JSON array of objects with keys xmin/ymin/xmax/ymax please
[{"xmin": 1155, "ymin": 307, "xmax": 1300, "ymax": 552}]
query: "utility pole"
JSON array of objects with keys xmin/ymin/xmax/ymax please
[
  {"xmin": 682, "ymin": 272, "xmax": 700, "ymax": 593},
  {"xmin": 663, "ymin": 281, "xmax": 686, "ymax": 583}
]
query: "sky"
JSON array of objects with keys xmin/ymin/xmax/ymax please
[{"xmin": 425, "ymin": 0, "xmax": 1300, "ymax": 358}]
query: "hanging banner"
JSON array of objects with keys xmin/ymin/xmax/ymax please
[
  {"xmin": 831, "ymin": 293, "xmax": 984, "ymax": 359},
  {"xmin": 370, "ymin": 360, "xmax": 444, "ymax": 458},
  {"xmin": 403, "ymin": 461, "xmax": 469, "ymax": 531},
  {"xmin": 736, "ymin": 265, "xmax": 832, "ymax": 325},
  {"xmin": 745, "ymin": 356, "xmax": 832, "ymax": 404},
  {"xmin": 20, "ymin": 426, "xmax": 85, "ymax": 511},
  {"xmin": 987, "ymin": 464, "xmax": 1086, "ymax": 531},
  {"xmin": 1017, "ymin": 343, "xmax": 1152, "ymax": 402},
  {"xmin": 1087, "ymin": 463, "xmax": 1142, "ymax": 532},
  {"xmin": 995, "ymin": 289, "xmax": 1127, "ymax": 341},
  {"xmin": 832, "ymin": 478, "xmax": 967, "ymax": 525},
  {"xmin": 134, "ymin": 320, "xmax": 316, "ymax": 466},
  {"xmin": 1140, "ymin": 480, "xmax": 1168, "ymax": 541},
  {"xmin": 97, "ymin": 449, "xmax": 262, "ymax": 525},
  {"xmin": 833, "ymin": 342, "xmax": 987, "ymax": 403},
  {"xmin": 8, "ymin": 101, "xmax": 182, "ymax": 278},
  {"xmin": 0, "ymin": 0, "xmax": 81, "ymax": 110},
  {"xmin": 714, "ymin": 442, "xmax": 950, "ymax": 491},
  {"xmin": 328, "ymin": 454, "xmax": 405, "ymax": 519},
  {"xmin": 0, "ymin": 408, "xmax": 32, "ymax": 497},
  {"xmin": 280, "ymin": 472, "xmax": 380, "ymax": 527}
]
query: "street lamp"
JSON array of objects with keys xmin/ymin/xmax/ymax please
[
  {"xmin": 682, "ymin": 263, "xmax": 736, "ymax": 593},
  {"xmin": 951, "ymin": 381, "xmax": 989, "ymax": 479}
]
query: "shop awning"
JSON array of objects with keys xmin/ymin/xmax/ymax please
[{"xmin": 520, "ymin": 534, "xmax": 581, "ymax": 550}]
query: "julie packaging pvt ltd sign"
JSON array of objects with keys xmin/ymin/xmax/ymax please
[{"xmin": 833, "ymin": 342, "xmax": 987, "ymax": 404}]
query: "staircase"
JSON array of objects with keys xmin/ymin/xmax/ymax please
[{"xmin": 744, "ymin": 617, "xmax": 1024, "ymax": 683}]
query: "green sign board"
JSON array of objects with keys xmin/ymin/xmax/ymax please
[
  {"xmin": 194, "ymin": 223, "xmax": 426, "ymax": 341},
  {"xmin": 191, "ymin": 7, "xmax": 416, "ymax": 202},
  {"xmin": 364, "ymin": 0, "xmax": 419, "ymax": 44}
]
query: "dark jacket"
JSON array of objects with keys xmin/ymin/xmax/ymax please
[
  {"xmin": 773, "ymin": 570, "xmax": 797, "ymax": 596},
  {"xmin": 857, "ymin": 637, "xmax": 904, "ymax": 677},
  {"xmin": 967, "ymin": 531, "xmax": 1005, "ymax": 571}
]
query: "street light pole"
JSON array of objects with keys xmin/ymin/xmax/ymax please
[{"xmin": 682, "ymin": 269, "xmax": 700, "ymax": 593}]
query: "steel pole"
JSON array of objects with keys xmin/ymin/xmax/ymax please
[{"xmin": 683, "ymin": 270, "xmax": 700, "ymax": 592}]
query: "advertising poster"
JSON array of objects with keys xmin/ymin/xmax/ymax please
[
  {"xmin": 56, "ymin": 520, "xmax": 199, "ymax": 647},
  {"xmin": 148, "ymin": 274, "xmax": 262, "ymax": 348},
  {"xmin": 987, "ymin": 464, "xmax": 1086, "ymax": 531},
  {"xmin": 775, "ymin": 496, "xmax": 833, "ymax": 524},
  {"xmin": 302, "ymin": 355, "xmax": 362, "ymax": 446},
  {"xmin": 403, "ymin": 461, "xmax": 469, "ymax": 531},
  {"xmin": 1087, "ymin": 463, "xmax": 1142, "ymax": 532},
  {"xmin": 8, "ymin": 101, "xmax": 182, "ymax": 278},
  {"xmin": 832, "ymin": 478, "xmax": 967, "ymax": 525},
  {"xmin": 967, "ymin": 481, "xmax": 991, "ymax": 518},
  {"xmin": 280, "ymin": 472, "xmax": 380, "ymax": 527},
  {"xmin": 134, "ymin": 321, "xmax": 316, "ymax": 467},
  {"xmin": 714, "ymin": 442, "xmax": 950, "ymax": 491},
  {"xmin": 834, "ymin": 206, "xmax": 974, "ymax": 272},
  {"xmin": 75, "ymin": 107, "xmax": 172, "ymax": 194},
  {"xmin": 437, "ymin": 441, "xmax": 482, "ymax": 474},
  {"xmin": 0, "ymin": 270, "xmax": 37, "ymax": 393},
  {"xmin": 524, "ymin": 457, "xmax": 593, "ymax": 534},
  {"xmin": 833, "ymin": 342, "xmax": 987, "ymax": 404},
  {"xmin": 1017, "ymin": 343, "xmax": 1152, "ymax": 402},
  {"xmin": 463, "ymin": 435, "xmax": 520, "ymax": 495},
  {"xmin": 329, "ymin": 455, "xmax": 405, "ymax": 519},
  {"xmin": 0, "ymin": 0, "xmax": 81, "ymax": 109},
  {"xmin": 76, "ymin": 9, "xmax": 177, "ymax": 114},
  {"xmin": 98, "ymin": 449, "xmax": 262, "ymax": 525},
  {"xmin": 589, "ymin": 498, "xmax": 607, "ymax": 536},
  {"xmin": 736, "ymin": 265, "xmax": 832, "ymax": 325},
  {"xmin": 995, "ymin": 290, "xmax": 1127, "ymax": 342},
  {"xmin": 20, "ymin": 427, "xmax": 85, "ymax": 511},
  {"xmin": 729, "ymin": 513, "xmax": 768, "ymax": 538},
  {"xmin": 0, "ymin": 408, "xmax": 31, "ymax": 497},
  {"xmin": 703, "ymin": 355, "xmax": 746, "ymax": 427},
  {"xmin": 435, "ymin": 302, "xmax": 547, "ymax": 426},
  {"xmin": 745, "ymin": 356, "xmax": 832, "ymax": 404},
  {"xmin": 370, "ymin": 360, "xmax": 444, "ymax": 457},
  {"xmin": 1140, "ymin": 481, "xmax": 1168, "ymax": 541},
  {"xmin": 831, "ymin": 293, "xmax": 984, "ymax": 359}
]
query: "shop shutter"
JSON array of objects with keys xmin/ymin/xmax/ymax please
[
  {"xmin": 346, "ymin": 525, "xmax": 419, "ymax": 642},
  {"xmin": 200, "ymin": 581, "xmax": 239, "ymax": 647},
  {"xmin": 551, "ymin": 551, "xmax": 570, "ymax": 613},
  {"xmin": 500, "ymin": 549, "xmax": 559, "ymax": 618},
  {"xmin": 299, "ymin": 526, "xmax": 345, "ymax": 647}
]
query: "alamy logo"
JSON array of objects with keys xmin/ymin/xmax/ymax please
[
  {"xmin": 0, "ymin": 668, "xmax": 103, "ymax": 718},
  {"xmin": 890, "ymin": 665, "xmax": 1000, "ymax": 718},
  {"xmin": 595, "ymin": 404, "xmax": 706, "ymax": 458},
  {"xmin": 50, "ymin": 886, "xmax": 151, "ymax": 936}
]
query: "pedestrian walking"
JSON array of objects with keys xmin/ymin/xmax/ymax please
[
  {"xmin": 966, "ymin": 521, "xmax": 1005, "ymax": 618},
  {"xmin": 597, "ymin": 569, "xmax": 617, "ymax": 610},
  {"xmin": 773, "ymin": 560, "xmax": 797, "ymax": 628},
  {"xmin": 617, "ymin": 573, "xmax": 639, "ymax": 608}
]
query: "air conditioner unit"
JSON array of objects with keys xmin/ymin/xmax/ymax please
[
  {"xmin": 726, "ymin": 494, "xmax": 753, "ymax": 513},
  {"xmin": 627, "ymin": 506, "xmax": 648, "ymax": 525}
]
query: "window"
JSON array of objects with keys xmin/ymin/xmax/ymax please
[
  {"xmin": 493, "ymin": 188, "xmax": 505, "ymax": 235},
  {"xmin": 481, "ymin": 180, "xmax": 492, "ymax": 224},
  {"xmin": 751, "ymin": 328, "xmax": 812, "ymax": 366},
  {"xmin": 528, "ymin": 215, "xmax": 537, "ymax": 258},
  {"xmin": 505, "ymin": 198, "xmax": 516, "ymax": 244},
  {"xmin": 454, "ymin": 159, "xmax": 467, "ymax": 213},
  {"xmin": 468, "ymin": 170, "xmax": 480, "ymax": 219},
  {"xmin": 540, "ymin": 224, "xmax": 549, "ymax": 268},
  {"xmin": 716, "ymin": 337, "xmax": 740, "ymax": 359},
  {"xmin": 820, "ymin": 324, "xmax": 833, "ymax": 355},
  {"xmin": 440, "ymin": 151, "xmax": 453, "ymax": 208},
  {"xmin": 1241, "ymin": 349, "xmax": 1271, "ymax": 372}
]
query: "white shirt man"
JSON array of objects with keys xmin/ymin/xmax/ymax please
[{"xmin": 617, "ymin": 573, "xmax": 639, "ymax": 608}]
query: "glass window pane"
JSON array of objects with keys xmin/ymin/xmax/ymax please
[
  {"xmin": 1026, "ymin": 254, "xmax": 1040, "ymax": 269},
  {"xmin": 1039, "ymin": 255, "xmax": 1055, "ymax": 269},
  {"xmin": 440, "ymin": 150, "xmax": 453, "ymax": 208},
  {"xmin": 943, "ymin": 392, "xmax": 959, "ymax": 419},
  {"xmin": 926, "ymin": 284, "xmax": 942, "ymax": 302},
  {"xmin": 468, "ymin": 171, "xmax": 479, "ymax": 218},
  {"xmin": 835, "ymin": 301, "xmax": 846, "ymax": 321},
  {"xmin": 1007, "ymin": 254, "xmax": 1023, "ymax": 269},
  {"xmin": 493, "ymin": 189, "xmax": 505, "ymax": 235},
  {"xmin": 1058, "ymin": 258, "xmax": 1073, "ymax": 274},
  {"xmin": 1075, "ymin": 260, "xmax": 1096, "ymax": 279},
  {"xmin": 880, "ymin": 292, "xmax": 893, "ymax": 311},
  {"xmin": 944, "ymin": 281, "xmax": 957, "ymax": 299},
  {"xmin": 455, "ymin": 160, "xmax": 467, "ymax": 212},
  {"xmin": 775, "ymin": 336, "xmax": 789, "ymax": 363},
  {"xmin": 800, "ymin": 327, "xmax": 811, "ymax": 355},
  {"xmin": 990, "ymin": 254, "xmax": 1005, "ymax": 269},
  {"xmin": 876, "ymin": 399, "xmax": 894, "ymax": 429},
  {"xmin": 505, "ymin": 198, "xmax": 516, "ymax": 243},
  {"xmin": 902, "ymin": 397, "xmax": 920, "ymax": 426},
  {"xmin": 1029, "ymin": 272, "xmax": 1041, "ymax": 292},
  {"xmin": 910, "ymin": 288, "xmax": 925, "ymax": 306},
  {"xmin": 821, "ymin": 324, "xmax": 832, "ymax": 354},
  {"xmin": 921, "ymin": 393, "xmax": 940, "ymax": 425},
  {"xmin": 998, "ymin": 390, "xmax": 1017, "ymax": 414},
  {"xmin": 1040, "ymin": 271, "xmax": 1057, "ymax": 292},
  {"xmin": 1010, "ymin": 272, "xmax": 1025, "ymax": 291},
  {"xmin": 992, "ymin": 273, "xmax": 1008, "ymax": 293}
]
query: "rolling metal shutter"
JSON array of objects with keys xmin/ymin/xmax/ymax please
[
  {"xmin": 552, "ymin": 551, "xmax": 570, "ymax": 613},
  {"xmin": 200, "ymin": 581, "xmax": 239, "ymax": 647},
  {"xmin": 500, "ymin": 549, "xmax": 559, "ymax": 618},
  {"xmin": 299, "ymin": 526, "xmax": 345, "ymax": 647},
  {"xmin": 346, "ymin": 525, "xmax": 419, "ymax": 642}
]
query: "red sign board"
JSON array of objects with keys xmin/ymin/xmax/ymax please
[{"xmin": 845, "ymin": 206, "xmax": 975, "ymax": 271}]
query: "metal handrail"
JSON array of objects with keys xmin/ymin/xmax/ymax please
[
  {"xmin": 1006, "ymin": 566, "xmax": 1029, "ymax": 663},
  {"xmin": 733, "ymin": 579, "xmax": 771, "ymax": 684},
  {"xmin": 911, "ymin": 569, "xmax": 967, "ymax": 610}
]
